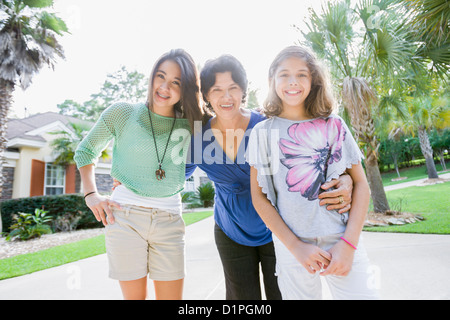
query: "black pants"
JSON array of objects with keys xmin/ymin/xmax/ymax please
[{"xmin": 214, "ymin": 224, "xmax": 282, "ymax": 300}]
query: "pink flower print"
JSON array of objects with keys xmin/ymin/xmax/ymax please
[{"xmin": 279, "ymin": 117, "xmax": 346, "ymax": 200}]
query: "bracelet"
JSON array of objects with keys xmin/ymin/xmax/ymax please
[
  {"xmin": 340, "ymin": 237, "xmax": 357, "ymax": 250},
  {"xmin": 84, "ymin": 191, "xmax": 97, "ymax": 199}
]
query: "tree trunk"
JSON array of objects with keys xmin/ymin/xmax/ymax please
[
  {"xmin": 392, "ymin": 154, "xmax": 400, "ymax": 178},
  {"xmin": 418, "ymin": 127, "xmax": 439, "ymax": 179},
  {"xmin": 365, "ymin": 152, "xmax": 391, "ymax": 213},
  {"xmin": 438, "ymin": 150, "xmax": 446, "ymax": 171},
  {"xmin": 0, "ymin": 78, "xmax": 15, "ymax": 233},
  {"xmin": 345, "ymin": 100, "xmax": 391, "ymax": 213}
]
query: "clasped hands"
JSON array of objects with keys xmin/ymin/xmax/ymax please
[
  {"xmin": 291, "ymin": 240, "xmax": 355, "ymax": 277},
  {"xmin": 291, "ymin": 174, "xmax": 354, "ymax": 276}
]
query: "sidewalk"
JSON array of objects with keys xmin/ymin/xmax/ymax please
[
  {"xmin": 1, "ymin": 215, "xmax": 449, "ymax": 300},
  {"xmin": 0, "ymin": 174, "xmax": 449, "ymax": 300},
  {"xmin": 384, "ymin": 172, "xmax": 450, "ymax": 191}
]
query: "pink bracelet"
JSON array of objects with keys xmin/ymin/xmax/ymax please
[{"xmin": 340, "ymin": 237, "xmax": 357, "ymax": 250}]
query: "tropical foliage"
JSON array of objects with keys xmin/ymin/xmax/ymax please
[
  {"xmin": 6, "ymin": 208, "xmax": 53, "ymax": 241},
  {"xmin": 401, "ymin": 0, "xmax": 449, "ymax": 76},
  {"xmin": 182, "ymin": 182, "xmax": 216, "ymax": 208},
  {"xmin": 0, "ymin": 0, "xmax": 68, "ymax": 201},
  {"xmin": 196, "ymin": 182, "xmax": 215, "ymax": 208},
  {"xmin": 49, "ymin": 122, "xmax": 109, "ymax": 166},
  {"xmin": 430, "ymin": 127, "xmax": 450, "ymax": 170},
  {"xmin": 393, "ymin": 93, "xmax": 448, "ymax": 178},
  {"xmin": 299, "ymin": 0, "xmax": 449, "ymax": 212}
]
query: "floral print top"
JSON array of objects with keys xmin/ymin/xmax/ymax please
[{"xmin": 247, "ymin": 114, "xmax": 364, "ymax": 238}]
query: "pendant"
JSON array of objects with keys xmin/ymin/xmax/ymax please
[{"xmin": 155, "ymin": 167, "xmax": 166, "ymax": 181}]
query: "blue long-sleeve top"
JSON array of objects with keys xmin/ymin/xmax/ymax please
[{"xmin": 185, "ymin": 110, "xmax": 272, "ymax": 247}]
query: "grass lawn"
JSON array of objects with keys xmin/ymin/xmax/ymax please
[
  {"xmin": 1, "ymin": 162, "xmax": 448, "ymax": 280},
  {"xmin": 0, "ymin": 235, "xmax": 106, "ymax": 280},
  {"xmin": 364, "ymin": 182, "xmax": 450, "ymax": 234},
  {"xmin": 381, "ymin": 163, "xmax": 448, "ymax": 187},
  {"xmin": 0, "ymin": 210, "xmax": 213, "ymax": 280}
]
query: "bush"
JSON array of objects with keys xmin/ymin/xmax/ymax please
[
  {"xmin": 181, "ymin": 191, "xmax": 202, "ymax": 209},
  {"xmin": 196, "ymin": 182, "xmax": 215, "ymax": 208},
  {"xmin": 181, "ymin": 191, "xmax": 196, "ymax": 204},
  {"xmin": 6, "ymin": 209, "xmax": 53, "ymax": 241},
  {"xmin": 53, "ymin": 210, "xmax": 87, "ymax": 232},
  {"xmin": 180, "ymin": 183, "xmax": 215, "ymax": 209},
  {"xmin": 1, "ymin": 194, "xmax": 101, "ymax": 233}
]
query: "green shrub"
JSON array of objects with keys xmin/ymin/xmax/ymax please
[
  {"xmin": 1, "ymin": 194, "xmax": 101, "ymax": 233},
  {"xmin": 181, "ymin": 191, "xmax": 196, "ymax": 204},
  {"xmin": 196, "ymin": 182, "xmax": 215, "ymax": 208},
  {"xmin": 6, "ymin": 209, "xmax": 53, "ymax": 241}
]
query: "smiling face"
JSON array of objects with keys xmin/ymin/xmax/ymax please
[
  {"xmin": 151, "ymin": 59, "xmax": 182, "ymax": 116},
  {"xmin": 206, "ymin": 71, "xmax": 244, "ymax": 120},
  {"xmin": 274, "ymin": 57, "xmax": 312, "ymax": 110}
]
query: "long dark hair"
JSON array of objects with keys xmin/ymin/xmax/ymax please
[{"xmin": 147, "ymin": 49, "xmax": 203, "ymax": 132}]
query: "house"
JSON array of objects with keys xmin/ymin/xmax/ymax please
[{"xmin": 2, "ymin": 111, "xmax": 207, "ymax": 201}]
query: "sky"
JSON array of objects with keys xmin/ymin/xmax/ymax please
[{"xmin": 10, "ymin": 0, "xmax": 325, "ymax": 118}]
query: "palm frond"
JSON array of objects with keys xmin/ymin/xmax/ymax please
[
  {"xmin": 402, "ymin": 0, "xmax": 449, "ymax": 43},
  {"xmin": 400, "ymin": 0, "xmax": 450, "ymax": 78},
  {"xmin": 378, "ymin": 92, "xmax": 407, "ymax": 118},
  {"xmin": 342, "ymin": 77, "xmax": 378, "ymax": 143},
  {"xmin": 342, "ymin": 76, "xmax": 378, "ymax": 114},
  {"xmin": 38, "ymin": 11, "xmax": 69, "ymax": 36},
  {"xmin": 0, "ymin": 0, "xmax": 68, "ymax": 88},
  {"xmin": 22, "ymin": 0, "xmax": 54, "ymax": 9}
]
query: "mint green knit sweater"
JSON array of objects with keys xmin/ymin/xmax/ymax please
[{"xmin": 74, "ymin": 102, "xmax": 191, "ymax": 197}]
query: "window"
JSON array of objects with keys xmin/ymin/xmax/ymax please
[
  {"xmin": 185, "ymin": 176, "xmax": 195, "ymax": 192},
  {"xmin": 45, "ymin": 164, "xmax": 65, "ymax": 195}
]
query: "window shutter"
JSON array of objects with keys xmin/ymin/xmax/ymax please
[
  {"xmin": 65, "ymin": 164, "xmax": 76, "ymax": 194},
  {"xmin": 30, "ymin": 159, "xmax": 45, "ymax": 196}
]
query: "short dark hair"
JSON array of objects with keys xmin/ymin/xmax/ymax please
[{"xmin": 200, "ymin": 54, "xmax": 248, "ymax": 105}]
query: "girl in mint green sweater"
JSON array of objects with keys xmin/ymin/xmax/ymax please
[{"xmin": 74, "ymin": 49, "xmax": 203, "ymax": 300}]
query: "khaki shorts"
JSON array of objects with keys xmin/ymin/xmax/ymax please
[{"xmin": 105, "ymin": 205, "xmax": 185, "ymax": 281}]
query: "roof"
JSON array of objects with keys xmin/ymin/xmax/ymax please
[{"xmin": 6, "ymin": 112, "xmax": 94, "ymax": 147}]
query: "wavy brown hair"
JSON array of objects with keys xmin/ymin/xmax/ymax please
[{"xmin": 263, "ymin": 46, "xmax": 336, "ymax": 118}]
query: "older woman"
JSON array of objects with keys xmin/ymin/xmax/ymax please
[{"xmin": 186, "ymin": 54, "xmax": 353, "ymax": 300}]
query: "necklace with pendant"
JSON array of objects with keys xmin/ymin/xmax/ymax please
[{"xmin": 148, "ymin": 106, "xmax": 177, "ymax": 181}]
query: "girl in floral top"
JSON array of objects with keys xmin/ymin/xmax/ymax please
[{"xmin": 248, "ymin": 46, "xmax": 379, "ymax": 299}]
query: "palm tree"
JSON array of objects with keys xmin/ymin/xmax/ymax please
[
  {"xmin": 0, "ymin": 0, "xmax": 68, "ymax": 232},
  {"xmin": 395, "ymin": 93, "xmax": 449, "ymax": 179},
  {"xmin": 49, "ymin": 122, "xmax": 110, "ymax": 166},
  {"xmin": 398, "ymin": 0, "xmax": 449, "ymax": 179},
  {"xmin": 48, "ymin": 121, "xmax": 109, "ymax": 197},
  {"xmin": 300, "ymin": 0, "xmax": 413, "ymax": 212},
  {"xmin": 430, "ymin": 127, "xmax": 450, "ymax": 171},
  {"xmin": 0, "ymin": 0, "xmax": 68, "ymax": 199},
  {"xmin": 196, "ymin": 182, "xmax": 215, "ymax": 208},
  {"xmin": 401, "ymin": 0, "xmax": 449, "ymax": 77}
]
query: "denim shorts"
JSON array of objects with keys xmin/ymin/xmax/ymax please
[{"xmin": 105, "ymin": 205, "xmax": 185, "ymax": 281}]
